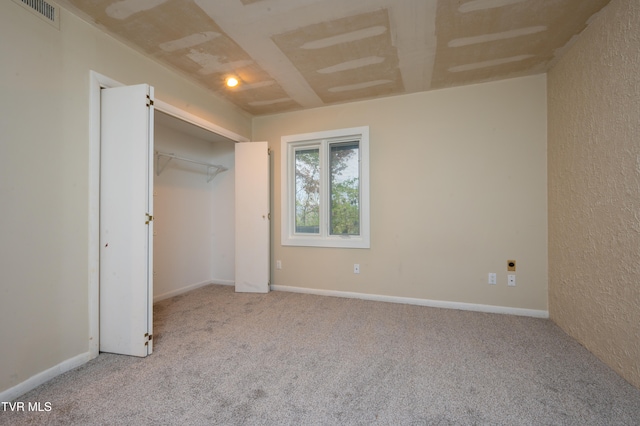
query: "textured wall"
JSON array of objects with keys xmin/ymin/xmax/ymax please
[{"xmin": 548, "ymin": 0, "xmax": 640, "ymax": 388}]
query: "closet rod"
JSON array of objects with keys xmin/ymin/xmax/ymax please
[{"xmin": 155, "ymin": 151, "xmax": 228, "ymax": 182}]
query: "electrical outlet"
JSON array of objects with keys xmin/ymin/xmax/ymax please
[
  {"xmin": 354, "ymin": 264, "xmax": 360, "ymax": 274},
  {"xmin": 488, "ymin": 273, "xmax": 497, "ymax": 285},
  {"xmin": 508, "ymin": 275, "xmax": 516, "ymax": 286},
  {"xmin": 276, "ymin": 260, "xmax": 282, "ymax": 270}
]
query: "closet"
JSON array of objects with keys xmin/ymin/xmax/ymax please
[
  {"xmin": 98, "ymin": 82, "xmax": 269, "ymax": 358},
  {"xmin": 153, "ymin": 111, "xmax": 236, "ymax": 302}
]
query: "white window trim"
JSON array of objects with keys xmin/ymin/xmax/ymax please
[{"xmin": 281, "ymin": 126, "xmax": 370, "ymax": 248}]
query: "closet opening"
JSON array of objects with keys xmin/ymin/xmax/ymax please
[
  {"xmin": 152, "ymin": 111, "xmax": 236, "ymax": 302},
  {"xmin": 90, "ymin": 72, "xmax": 268, "ymax": 359}
]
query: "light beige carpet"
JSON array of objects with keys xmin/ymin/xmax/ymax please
[{"xmin": 2, "ymin": 284, "xmax": 639, "ymax": 425}]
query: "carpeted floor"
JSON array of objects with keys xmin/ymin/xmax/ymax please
[{"xmin": 2, "ymin": 284, "xmax": 639, "ymax": 425}]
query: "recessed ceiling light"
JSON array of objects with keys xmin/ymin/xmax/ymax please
[{"xmin": 226, "ymin": 77, "xmax": 239, "ymax": 88}]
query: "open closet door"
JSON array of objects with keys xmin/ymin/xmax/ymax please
[
  {"xmin": 235, "ymin": 142, "xmax": 270, "ymax": 293},
  {"xmin": 100, "ymin": 84, "xmax": 154, "ymax": 357}
]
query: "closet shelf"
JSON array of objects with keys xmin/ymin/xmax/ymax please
[{"xmin": 155, "ymin": 151, "xmax": 228, "ymax": 182}]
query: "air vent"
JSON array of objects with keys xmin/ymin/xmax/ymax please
[{"xmin": 12, "ymin": 0, "xmax": 60, "ymax": 30}]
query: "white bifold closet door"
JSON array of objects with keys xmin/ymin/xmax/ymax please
[
  {"xmin": 235, "ymin": 142, "xmax": 270, "ymax": 293},
  {"xmin": 100, "ymin": 84, "xmax": 154, "ymax": 357}
]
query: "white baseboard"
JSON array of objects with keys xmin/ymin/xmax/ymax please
[
  {"xmin": 270, "ymin": 285, "xmax": 549, "ymax": 318},
  {"xmin": 153, "ymin": 279, "xmax": 234, "ymax": 303},
  {"xmin": 0, "ymin": 352, "xmax": 91, "ymax": 402}
]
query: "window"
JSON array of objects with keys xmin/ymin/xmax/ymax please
[{"xmin": 281, "ymin": 126, "xmax": 370, "ymax": 248}]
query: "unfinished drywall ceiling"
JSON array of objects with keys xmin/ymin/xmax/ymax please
[{"xmin": 57, "ymin": 0, "xmax": 611, "ymax": 115}]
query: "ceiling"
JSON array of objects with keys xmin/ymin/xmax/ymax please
[{"xmin": 58, "ymin": 0, "xmax": 611, "ymax": 116}]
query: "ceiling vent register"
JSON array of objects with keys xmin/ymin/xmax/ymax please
[{"xmin": 12, "ymin": 0, "xmax": 60, "ymax": 29}]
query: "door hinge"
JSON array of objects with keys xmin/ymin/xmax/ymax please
[
  {"xmin": 146, "ymin": 94, "xmax": 154, "ymax": 107},
  {"xmin": 145, "ymin": 213, "xmax": 154, "ymax": 224},
  {"xmin": 268, "ymin": 148, "xmax": 272, "ymax": 155},
  {"xmin": 268, "ymin": 213, "xmax": 271, "ymax": 220},
  {"xmin": 144, "ymin": 333, "xmax": 153, "ymax": 346}
]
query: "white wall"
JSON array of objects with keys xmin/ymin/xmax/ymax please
[
  {"xmin": 153, "ymin": 118, "xmax": 236, "ymax": 301},
  {"xmin": 548, "ymin": 0, "xmax": 640, "ymax": 389},
  {"xmin": 0, "ymin": 2, "xmax": 250, "ymax": 396},
  {"xmin": 255, "ymin": 75, "xmax": 548, "ymax": 313}
]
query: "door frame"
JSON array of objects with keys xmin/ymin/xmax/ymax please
[{"xmin": 88, "ymin": 71, "xmax": 249, "ymax": 359}]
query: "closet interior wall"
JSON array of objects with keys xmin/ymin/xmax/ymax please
[{"xmin": 153, "ymin": 111, "xmax": 236, "ymax": 301}]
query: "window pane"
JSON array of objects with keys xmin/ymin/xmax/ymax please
[
  {"xmin": 295, "ymin": 148, "xmax": 320, "ymax": 234},
  {"xmin": 330, "ymin": 142, "xmax": 359, "ymax": 235}
]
